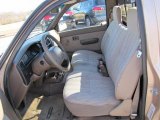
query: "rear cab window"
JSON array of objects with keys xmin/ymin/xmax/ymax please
[{"xmin": 118, "ymin": 0, "xmax": 136, "ymax": 25}]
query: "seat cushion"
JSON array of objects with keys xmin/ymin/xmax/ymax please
[
  {"xmin": 71, "ymin": 50, "xmax": 103, "ymax": 72},
  {"xmin": 71, "ymin": 50, "xmax": 102, "ymax": 66},
  {"xmin": 63, "ymin": 71, "xmax": 120, "ymax": 117}
]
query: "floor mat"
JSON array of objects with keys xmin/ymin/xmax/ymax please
[{"xmin": 21, "ymin": 94, "xmax": 72, "ymax": 120}]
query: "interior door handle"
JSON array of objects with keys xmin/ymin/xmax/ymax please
[{"xmin": 80, "ymin": 38, "xmax": 99, "ymax": 45}]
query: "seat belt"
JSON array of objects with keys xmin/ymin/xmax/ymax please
[
  {"xmin": 131, "ymin": 43, "xmax": 142, "ymax": 119},
  {"xmin": 131, "ymin": 79, "xmax": 140, "ymax": 119}
]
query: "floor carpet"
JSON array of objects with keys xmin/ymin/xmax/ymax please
[{"xmin": 21, "ymin": 94, "xmax": 72, "ymax": 120}]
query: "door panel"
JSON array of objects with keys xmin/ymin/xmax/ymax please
[
  {"xmin": 59, "ymin": 25, "xmax": 106, "ymax": 53},
  {"xmin": 142, "ymin": 0, "xmax": 160, "ymax": 119},
  {"xmin": 0, "ymin": 90, "xmax": 19, "ymax": 120},
  {"xmin": 58, "ymin": 0, "xmax": 107, "ymax": 54}
]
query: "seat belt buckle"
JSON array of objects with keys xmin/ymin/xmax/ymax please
[
  {"xmin": 130, "ymin": 113, "xmax": 137, "ymax": 119},
  {"xmin": 97, "ymin": 58, "xmax": 103, "ymax": 69},
  {"xmin": 137, "ymin": 50, "xmax": 142, "ymax": 58},
  {"xmin": 99, "ymin": 58, "xmax": 104, "ymax": 64},
  {"xmin": 98, "ymin": 59, "xmax": 109, "ymax": 77}
]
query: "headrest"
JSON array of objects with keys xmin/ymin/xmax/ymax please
[
  {"xmin": 127, "ymin": 7, "xmax": 139, "ymax": 34},
  {"xmin": 113, "ymin": 6, "xmax": 122, "ymax": 23}
]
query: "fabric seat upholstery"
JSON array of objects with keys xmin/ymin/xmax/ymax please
[
  {"xmin": 64, "ymin": 71, "xmax": 120, "ymax": 116},
  {"xmin": 63, "ymin": 7, "xmax": 142, "ymax": 117},
  {"xmin": 71, "ymin": 6, "xmax": 122, "ymax": 67},
  {"xmin": 71, "ymin": 50, "xmax": 102, "ymax": 66}
]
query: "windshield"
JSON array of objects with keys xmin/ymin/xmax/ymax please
[
  {"xmin": 0, "ymin": 0, "xmax": 45, "ymax": 60},
  {"xmin": 28, "ymin": 5, "xmax": 64, "ymax": 39}
]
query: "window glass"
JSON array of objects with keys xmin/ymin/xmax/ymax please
[
  {"xmin": 80, "ymin": 1, "xmax": 90, "ymax": 8},
  {"xmin": 96, "ymin": 0, "xmax": 105, "ymax": 5},
  {"xmin": 58, "ymin": 0, "xmax": 107, "ymax": 32},
  {"xmin": 118, "ymin": 0, "xmax": 136, "ymax": 25},
  {"xmin": 28, "ymin": 5, "xmax": 64, "ymax": 38},
  {"xmin": 0, "ymin": 0, "xmax": 45, "ymax": 60},
  {"xmin": 108, "ymin": 1, "xmax": 136, "ymax": 25}
]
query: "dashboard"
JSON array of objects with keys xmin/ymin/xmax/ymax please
[
  {"xmin": 8, "ymin": 30, "xmax": 59, "ymax": 108},
  {"xmin": 18, "ymin": 43, "xmax": 42, "ymax": 85}
]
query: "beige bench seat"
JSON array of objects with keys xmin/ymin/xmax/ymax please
[{"xmin": 63, "ymin": 6, "xmax": 142, "ymax": 117}]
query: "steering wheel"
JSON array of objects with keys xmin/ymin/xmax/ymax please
[{"xmin": 41, "ymin": 34, "xmax": 71, "ymax": 72}]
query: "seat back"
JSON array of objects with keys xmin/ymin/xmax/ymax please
[
  {"xmin": 101, "ymin": 6, "xmax": 122, "ymax": 53},
  {"xmin": 102, "ymin": 7, "xmax": 142, "ymax": 100}
]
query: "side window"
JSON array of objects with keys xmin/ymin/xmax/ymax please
[
  {"xmin": 58, "ymin": 0, "xmax": 107, "ymax": 32},
  {"xmin": 81, "ymin": 1, "xmax": 91, "ymax": 9},
  {"xmin": 96, "ymin": 0, "xmax": 105, "ymax": 5}
]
